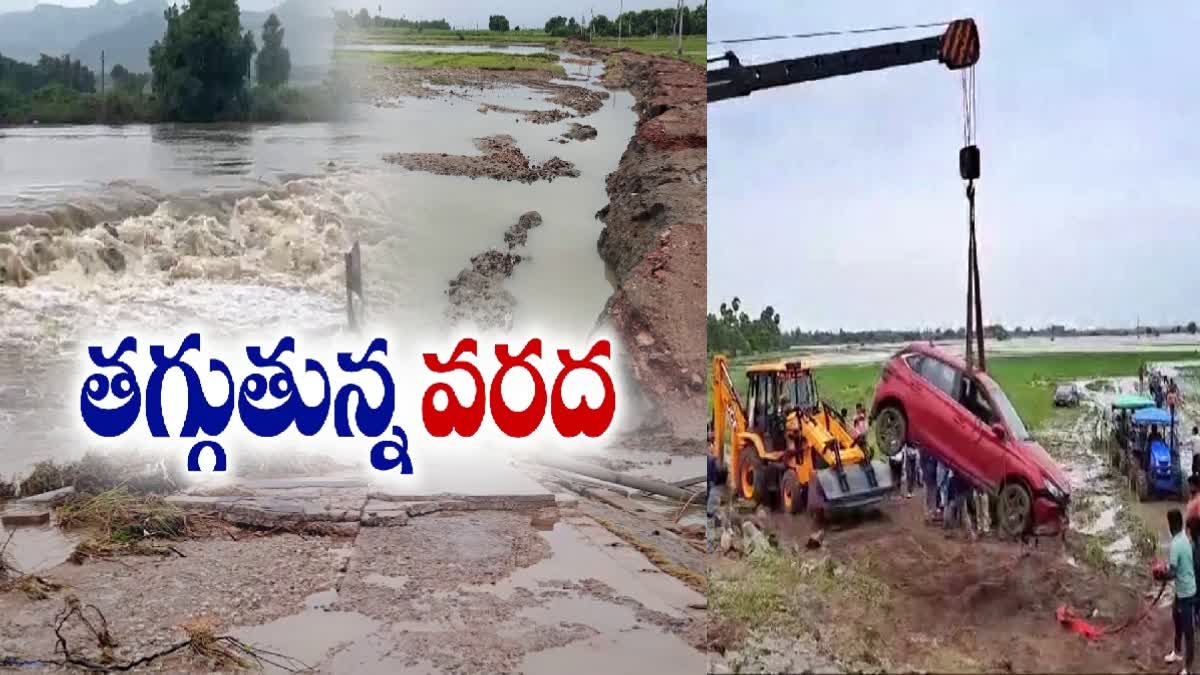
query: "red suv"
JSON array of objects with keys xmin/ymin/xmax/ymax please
[{"xmin": 870, "ymin": 343, "xmax": 1070, "ymax": 536}]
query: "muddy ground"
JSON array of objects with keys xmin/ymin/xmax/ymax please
[
  {"xmin": 709, "ymin": 368, "xmax": 1200, "ymax": 673},
  {"xmin": 709, "ymin": 498, "xmax": 1169, "ymax": 674},
  {"xmin": 383, "ymin": 135, "xmax": 580, "ymax": 184},
  {"xmin": 585, "ymin": 48, "xmax": 707, "ymax": 441},
  {"xmin": 1, "ymin": 495, "xmax": 704, "ymax": 673},
  {"xmin": 445, "ymin": 210, "xmax": 543, "ymax": 330}
]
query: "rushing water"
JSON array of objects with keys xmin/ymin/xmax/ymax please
[{"xmin": 0, "ymin": 54, "xmax": 635, "ymax": 478}]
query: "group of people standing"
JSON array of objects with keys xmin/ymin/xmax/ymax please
[
  {"xmin": 1146, "ymin": 365, "xmax": 1183, "ymax": 411},
  {"xmin": 1164, "ymin": 486, "xmax": 1200, "ymax": 675},
  {"xmin": 910, "ymin": 445, "xmax": 990, "ymax": 538}
]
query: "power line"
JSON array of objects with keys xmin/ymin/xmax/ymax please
[{"xmin": 707, "ymin": 20, "xmax": 952, "ymax": 46}]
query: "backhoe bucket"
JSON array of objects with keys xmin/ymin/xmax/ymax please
[{"xmin": 814, "ymin": 459, "xmax": 895, "ymax": 512}]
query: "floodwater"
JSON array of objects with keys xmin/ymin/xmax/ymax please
[
  {"xmin": 0, "ymin": 520, "xmax": 77, "ymax": 574},
  {"xmin": 0, "ymin": 54, "xmax": 636, "ymax": 478}
]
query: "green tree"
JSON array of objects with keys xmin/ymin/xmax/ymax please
[
  {"xmin": 544, "ymin": 16, "xmax": 568, "ymax": 36},
  {"xmin": 488, "ymin": 15, "xmax": 509, "ymax": 31},
  {"xmin": 110, "ymin": 64, "xmax": 150, "ymax": 94},
  {"xmin": 1189, "ymin": 321, "xmax": 1197, "ymax": 335},
  {"xmin": 149, "ymin": 0, "xmax": 257, "ymax": 122},
  {"xmin": 256, "ymin": 14, "xmax": 291, "ymax": 87},
  {"xmin": 589, "ymin": 14, "xmax": 612, "ymax": 36},
  {"xmin": 356, "ymin": 8, "xmax": 370, "ymax": 28}
]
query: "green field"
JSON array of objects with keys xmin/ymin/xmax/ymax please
[
  {"xmin": 334, "ymin": 49, "xmax": 564, "ymax": 74},
  {"xmin": 336, "ymin": 29, "xmax": 705, "ymax": 65},
  {"xmin": 339, "ymin": 28, "xmax": 562, "ymax": 46},
  {"xmin": 712, "ymin": 350, "xmax": 1200, "ymax": 432}
]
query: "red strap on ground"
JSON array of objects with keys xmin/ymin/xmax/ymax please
[
  {"xmin": 1057, "ymin": 580, "xmax": 1167, "ymax": 640},
  {"xmin": 1056, "ymin": 605, "xmax": 1105, "ymax": 639}
]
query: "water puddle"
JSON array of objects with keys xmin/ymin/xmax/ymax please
[
  {"xmin": 0, "ymin": 521, "xmax": 77, "ymax": 574},
  {"xmin": 520, "ymin": 626, "xmax": 704, "ymax": 675},
  {"xmin": 516, "ymin": 595, "xmax": 637, "ymax": 634},
  {"xmin": 461, "ymin": 521, "xmax": 692, "ymax": 617},
  {"xmin": 530, "ymin": 507, "xmax": 560, "ymax": 531},
  {"xmin": 232, "ymin": 590, "xmax": 380, "ymax": 673}
]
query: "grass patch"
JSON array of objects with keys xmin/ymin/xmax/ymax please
[
  {"xmin": 710, "ymin": 547, "xmax": 890, "ymax": 634},
  {"xmin": 335, "ymin": 49, "xmax": 565, "ymax": 74},
  {"xmin": 58, "ymin": 488, "xmax": 188, "ymax": 561},
  {"xmin": 711, "ymin": 349, "xmax": 1200, "ymax": 432},
  {"xmin": 591, "ymin": 35, "xmax": 707, "ymax": 65}
]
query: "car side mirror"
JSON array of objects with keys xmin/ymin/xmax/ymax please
[{"xmin": 991, "ymin": 423, "xmax": 1006, "ymax": 440}]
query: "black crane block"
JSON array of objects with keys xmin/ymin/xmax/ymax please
[{"xmin": 960, "ymin": 145, "xmax": 980, "ymax": 181}]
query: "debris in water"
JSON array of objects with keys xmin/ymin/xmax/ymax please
[
  {"xmin": 383, "ymin": 135, "xmax": 580, "ymax": 184},
  {"xmin": 561, "ymin": 123, "xmax": 598, "ymax": 142}
]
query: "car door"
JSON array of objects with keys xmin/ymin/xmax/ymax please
[
  {"xmin": 910, "ymin": 356, "xmax": 963, "ymax": 464},
  {"xmin": 956, "ymin": 376, "xmax": 1004, "ymax": 491}
]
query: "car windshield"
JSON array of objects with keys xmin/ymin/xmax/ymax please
[{"xmin": 981, "ymin": 375, "xmax": 1031, "ymax": 441}]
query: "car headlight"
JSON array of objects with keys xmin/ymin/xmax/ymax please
[{"xmin": 1044, "ymin": 479, "xmax": 1066, "ymax": 501}]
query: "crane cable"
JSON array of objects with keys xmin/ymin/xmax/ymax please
[
  {"xmin": 962, "ymin": 64, "xmax": 984, "ymax": 371},
  {"xmin": 707, "ymin": 20, "xmax": 953, "ymax": 46}
]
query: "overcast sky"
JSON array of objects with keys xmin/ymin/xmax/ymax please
[
  {"xmin": 0, "ymin": 0, "xmax": 682, "ymax": 27},
  {"xmin": 709, "ymin": 2, "xmax": 1200, "ymax": 332}
]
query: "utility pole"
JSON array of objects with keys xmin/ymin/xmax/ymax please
[
  {"xmin": 676, "ymin": 0, "xmax": 684, "ymax": 56},
  {"xmin": 617, "ymin": 0, "xmax": 623, "ymax": 48}
]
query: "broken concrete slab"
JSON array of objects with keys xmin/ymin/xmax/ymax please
[
  {"xmin": 16, "ymin": 485, "xmax": 74, "ymax": 506},
  {"xmin": 366, "ymin": 492, "xmax": 556, "ymax": 511},
  {"xmin": 232, "ymin": 478, "xmax": 367, "ymax": 490},
  {"xmin": 1, "ymin": 509, "xmax": 51, "ymax": 527}
]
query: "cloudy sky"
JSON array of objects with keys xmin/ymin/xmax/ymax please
[
  {"xmin": 0, "ymin": 0, "xmax": 680, "ymax": 26},
  {"xmin": 709, "ymin": 1, "xmax": 1200, "ymax": 332}
]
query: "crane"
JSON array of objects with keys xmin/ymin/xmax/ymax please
[{"xmin": 707, "ymin": 19, "xmax": 987, "ymax": 370}]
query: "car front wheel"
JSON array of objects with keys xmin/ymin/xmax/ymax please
[
  {"xmin": 874, "ymin": 405, "xmax": 907, "ymax": 455},
  {"xmin": 996, "ymin": 482, "xmax": 1033, "ymax": 537}
]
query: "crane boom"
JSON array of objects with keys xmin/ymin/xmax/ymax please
[{"xmin": 708, "ymin": 19, "xmax": 979, "ymax": 103}]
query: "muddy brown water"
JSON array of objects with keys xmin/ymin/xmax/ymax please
[{"xmin": 0, "ymin": 54, "xmax": 636, "ymax": 479}]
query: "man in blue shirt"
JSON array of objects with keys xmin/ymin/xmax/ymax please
[{"xmin": 1166, "ymin": 508, "xmax": 1196, "ymax": 674}]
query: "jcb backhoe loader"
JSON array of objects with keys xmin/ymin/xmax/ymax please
[{"xmin": 711, "ymin": 355, "xmax": 895, "ymax": 517}]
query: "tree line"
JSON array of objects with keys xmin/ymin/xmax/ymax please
[
  {"xmin": 544, "ymin": 6, "xmax": 706, "ymax": 38},
  {"xmin": 708, "ymin": 296, "xmax": 1200, "ymax": 356},
  {"xmin": 334, "ymin": 10, "xmax": 450, "ymax": 32},
  {"xmin": 1, "ymin": 0, "xmax": 330, "ymax": 125},
  {"xmin": 335, "ymin": 5, "xmax": 705, "ymax": 37}
]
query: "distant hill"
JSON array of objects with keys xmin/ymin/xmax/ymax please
[
  {"xmin": 70, "ymin": 9, "xmax": 165, "ymax": 73},
  {"xmin": 66, "ymin": 0, "xmax": 333, "ymax": 75},
  {"xmin": 0, "ymin": 0, "xmax": 165, "ymax": 64}
]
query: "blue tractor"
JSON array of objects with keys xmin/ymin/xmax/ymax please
[{"xmin": 1126, "ymin": 406, "xmax": 1184, "ymax": 502}]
